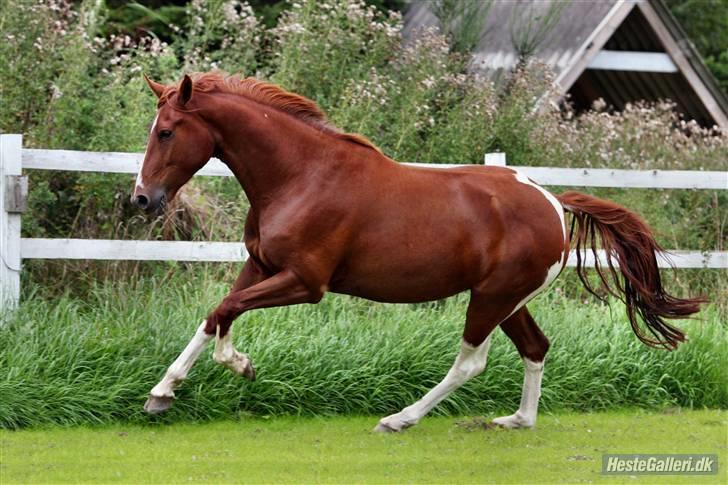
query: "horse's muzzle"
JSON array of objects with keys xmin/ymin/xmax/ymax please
[{"xmin": 132, "ymin": 188, "xmax": 166, "ymax": 214}]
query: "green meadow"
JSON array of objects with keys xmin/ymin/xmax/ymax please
[{"xmin": 1, "ymin": 412, "xmax": 725, "ymax": 484}]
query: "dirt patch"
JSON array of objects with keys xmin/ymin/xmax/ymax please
[
  {"xmin": 661, "ymin": 407, "xmax": 682, "ymax": 415},
  {"xmin": 454, "ymin": 417, "xmax": 498, "ymax": 431},
  {"xmin": 567, "ymin": 455, "xmax": 593, "ymax": 461}
]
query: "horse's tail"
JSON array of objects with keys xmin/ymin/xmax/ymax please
[{"xmin": 556, "ymin": 191, "xmax": 707, "ymax": 350}]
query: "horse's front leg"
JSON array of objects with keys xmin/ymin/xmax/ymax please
[
  {"xmin": 144, "ymin": 320, "xmax": 214, "ymax": 414},
  {"xmin": 208, "ymin": 260, "xmax": 269, "ymax": 380},
  {"xmin": 205, "ymin": 267, "xmax": 322, "ymax": 374},
  {"xmin": 144, "ymin": 261, "xmax": 262, "ymax": 414},
  {"xmin": 211, "ymin": 325, "xmax": 257, "ymax": 380},
  {"xmin": 144, "ymin": 260, "xmax": 322, "ymax": 413}
]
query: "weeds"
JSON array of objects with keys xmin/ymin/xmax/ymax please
[{"xmin": 1, "ymin": 272, "xmax": 724, "ymax": 428}]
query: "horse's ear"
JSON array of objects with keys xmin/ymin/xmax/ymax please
[
  {"xmin": 143, "ymin": 73, "xmax": 165, "ymax": 99},
  {"xmin": 178, "ymin": 74, "xmax": 193, "ymax": 106}
]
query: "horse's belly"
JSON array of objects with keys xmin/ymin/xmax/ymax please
[
  {"xmin": 329, "ymin": 256, "xmax": 472, "ymax": 303},
  {"xmin": 331, "ymin": 280, "xmax": 467, "ymax": 303}
]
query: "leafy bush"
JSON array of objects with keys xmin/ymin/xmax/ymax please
[
  {"xmin": 270, "ymin": 0, "xmax": 401, "ymax": 107},
  {"xmin": 0, "ymin": 0, "xmax": 724, "ymax": 302},
  {"xmin": 178, "ymin": 0, "xmax": 263, "ymax": 73}
]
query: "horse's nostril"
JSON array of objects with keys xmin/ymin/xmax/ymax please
[{"xmin": 135, "ymin": 194, "xmax": 149, "ymax": 209}]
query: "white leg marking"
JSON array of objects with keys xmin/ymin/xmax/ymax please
[
  {"xmin": 150, "ymin": 320, "xmax": 212, "ymax": 398},
  {"xmin": 375, "ymin": 337, "xmax": 492, "ymax": 432},
  {"xmin": 212, "ymin": 327, "xmax": 255, "ymax": 379},
  {"xmin": 136, "ymin": 113, "xmax": 159, "ymax": 190},
  {"xmin": 492, "ymin": 358, "xmax": 544, "ymax": 429}
]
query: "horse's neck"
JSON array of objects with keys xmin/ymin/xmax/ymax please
[{"xmin": 202, "ymin": 93, "xmax": 332, "ymax": 210}]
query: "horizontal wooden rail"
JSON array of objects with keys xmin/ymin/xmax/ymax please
[
  {"xmin": 511, "ymin": 167, "xmax": 727, "ymax": 190},
  {"xmin": 21, "ymin": 239, "xmax": 247, "ymax": 262},
  {"xmin": 3, "ymin": 136, "xmax": 725, "ymax": 309},
  {"xmin": 22, "ymin": 149, "xmax": 234, "ymax": 177},
  {"xmin": 20, "ymin": 239, "xmax": 727, "ymax": 269},
  {"xmin": 567, "ymin": 249, "xmax": 727, "ymax": 269},
  {"xmin": 23, "ymin": 149, "xmax": 728, "ymax": 189}
]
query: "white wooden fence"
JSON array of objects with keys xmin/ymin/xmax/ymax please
[{"xmin": 1, "ymin": 134, "xmax": 727, "ymax": 307}]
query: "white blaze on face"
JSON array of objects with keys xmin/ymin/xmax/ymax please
[{"xmin": 136, "ymin": 113, "xmax": 159, "ymax": 190}]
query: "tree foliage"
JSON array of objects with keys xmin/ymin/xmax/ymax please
[{"xmin": 663, "ymin": 0, "xmax": 727, "ymax": 93}]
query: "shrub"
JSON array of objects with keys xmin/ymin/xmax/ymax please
[{"xmin": 0, "ymin": 0, "xmax": 724, "ymax": 303}]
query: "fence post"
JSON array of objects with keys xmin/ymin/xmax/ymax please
[
  {"xmin": 484, "ymin": 152, "xmax": 507, "ymax": 166},
  {"xmin": 1, "ymin": 134, "xmax": 22, "ymax": 309}
]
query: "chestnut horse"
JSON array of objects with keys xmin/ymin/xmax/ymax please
[{"xmin": 133, "ymin": 73, "xmax": 704, "ymax": 432}]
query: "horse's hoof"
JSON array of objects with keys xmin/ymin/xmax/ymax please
[
  {"xmin": 144, "ymin": 395, "xmax": 174, "ymax": 414},
  {"xmin": 243, "ymin": 360, "xmax": 256, "ymax": 381},
  {"xmin": 215, "ymin": 351, "xmax": 256, "ymax": 381},
  {"xmin": 491, "ymin": 414, "xmax": 534, "ymax": 429},
  {"xmin": 373, "ymin": 422, "xmax": 398, "ymax": 433},
  {"xmin": 227, "ymin": 355, "xmax": 256, "ymax": 381},
  {"xmin": 373, "ymin": 418, "xmax": 413, "ymax": 433}
]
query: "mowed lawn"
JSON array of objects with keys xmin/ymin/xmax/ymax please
[{"xmin": 1, "ymin": 410, "xmax": 725, "ymax": 484}]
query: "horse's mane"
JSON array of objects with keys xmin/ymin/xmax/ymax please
[{"xmin": 160, "ymin": 72, "xmax": 381, "ymax": 153}]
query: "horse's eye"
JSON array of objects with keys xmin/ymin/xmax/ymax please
[{"xmin": 159, "ymin": 130, "xmax": 172, "ymax": 140}]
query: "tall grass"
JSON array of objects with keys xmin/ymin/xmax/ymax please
[{"xmin": 1, "ymin": 271, "xmax": 724, "ymax": 429}]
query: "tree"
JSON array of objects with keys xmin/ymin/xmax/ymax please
[{"xmin": 664, "ymin": 0, "xmax": 728, "ymax": 93}]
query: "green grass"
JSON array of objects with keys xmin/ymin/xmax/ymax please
[
  {"xmin": 1, "ymin": 273, "xmax": 725, "ymax": 428},
  {"xmin": 0, "ymin": 411, "xmax": 725, "ymax": 484}
]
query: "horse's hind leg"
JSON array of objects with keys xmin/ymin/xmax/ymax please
[
  {"xmin": 492, "ymin": 306, "xmax": 549, "ymax": 429},
  {"xmin": 374, "ymin": 292, "xmax": 518, "ymax": 433}
]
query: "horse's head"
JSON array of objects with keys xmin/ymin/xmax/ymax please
[{"xmin": 132, "ymin": 74, "xmax": 216, "ymax": 213}]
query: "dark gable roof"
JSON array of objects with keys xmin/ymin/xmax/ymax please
[
  {"xmin": 404, "ymin": 0, "xmax": 727, "ymax": 129},
  {"xmin": 406, "ymin": 0, "xmax": 616, "ymax": 78}
]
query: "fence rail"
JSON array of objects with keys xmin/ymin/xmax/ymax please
[
  {"xmin": 23, "ymin": 148, "xmax": 728, "ymax": 189},
  {"xmin": 2, "ymin": 134, "xmax": 727, "ymax": 307},
  {"xmin": 19, "ymin": 238, "xmax": 727, "ymax": 269}
]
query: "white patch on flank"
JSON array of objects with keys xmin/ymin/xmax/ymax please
[
  {"xmin": 136, "ymin": 113, "xmax": 159, "ymax": 190},
  {"xmin": 375, "ymin": 337, "xmax": 492, "ymax": 432},
  {"xmin": 492, "ymin": 357, "xmax": 544, "ymax": 428},
  {"xmin": 513, "ymin": 170, "xmax": 566, "ymax": 240},
  {"xmin": 508, "ymin": 259, "xmax": 563, "ymax": 319},
  {"xmin": 503, "ymin": 170, "xmax": 569, "ymax": 316},
  {"xmin": 150, "ymin": 320, "xmax": 212, "ymax": 398}
]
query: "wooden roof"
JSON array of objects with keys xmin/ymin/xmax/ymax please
[{"xmin": 404, "ymin": 0, "xmax": 728, "ymax": 129}]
